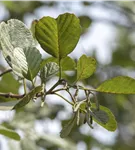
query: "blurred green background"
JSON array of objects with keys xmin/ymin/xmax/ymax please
[{"xmin": 0, "ymin": 1, "xmax": 135, "ymax": 150}]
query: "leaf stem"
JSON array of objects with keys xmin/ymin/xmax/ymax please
[
  {"xmin": 31, "ymin": 80, "xmax": 35, "ymax": 88},
  {"xmin": 23, "ymin": 78, "xmax": 27, "ymax": 94},
  {"xmin": 78, "ymin": 86, "xmax": 98, "ymax": 92},
  {"xmin": 53, "ymin": 92, "xmax": 73, "ymax": 106},
  {"xmin": 59, "ymin": 59, "xmax": 62, "ymax": 80},
  {"xmin": 52, "ymin": 88, "xmax": 65, "ymax": 93},
  {"xmin": 66, "ymin": 89, "xmax": 75, "ymax": 103},
  {"xmin": 46, "ymin": 80, "xmax": 61, "ymax": 94},
  {"xmin": 0, "ymin": 69, "xmax": 12, "ymax": 77}
]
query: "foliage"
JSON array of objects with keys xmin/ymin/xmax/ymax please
[{"xmin": 0, "ymin": 11, "xmax": 135, "ymax": 146}]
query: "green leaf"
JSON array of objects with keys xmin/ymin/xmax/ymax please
[
  {"xmin": 41, "ymin": 56, "xmax": 76, "ymax": 71},
  {"xmin": 61, "ymin": 56, "xmax": 76, "ymax": 71},
  {"xmin": 13, "ymin": 86, "xmax": 43, "ymax": 110},
  {"xmin": 0, "ymin": 125, "xmax": 20, "ymax": 141},
  {"xmin": 0, "ymin": 73, "xmax": 20, "ymax": 93},
  {"xmin": 91, "ymin": 104, "xmax": 117, "ymax": 131},
  {"xmin": 0, "ymin": 19, "xmax": 42, "ymax": 80},
  {"xmin": 60, "ymin": 114, "xmax": 77, "ymax": 138},
  {"xmin": 90, "ymin": 109, "xmax": 109, "ymax": 124},
  {"xmin": 30, "ymin": 20, "xmax": 38, "ymax": 39},
  {"xmin": 79, "ymin": 15, "xmax": 92, "ymax": 34},
  {"xmin": 77, "ymin": 55, "xmax": 96, "ymax": 81},
  {"xmin": 40, "ymin": 62, "xmax": 59, "ymax": 83},
  {"xmin": 40, "ymin": 57, "xmax": 57, "ymax": 68},
  {"xmin": 0, "ymin": 73, "xmax": 21, "ymax": 102},
  {"xmin": 35, "ymin": 13, "xmax": 81, "ymax": 59},
  {"xmin": 61, "ymin": 71, "xmax": 77, "ymax": 84},
  {"xmin": 96, "ymin": 76, "xmax": 135, "ymax": 94}
]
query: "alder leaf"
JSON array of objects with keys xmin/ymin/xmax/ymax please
[
  {"xmin": 0, "ymin": 73, "xmax": 21, "ymax": 102},
  {"xmin": 96, "ymin": 76, "xmax": 135, "ymax": 94},
  {"xmin": 0, "ymin": 125, "xmax": 20, "ymax": 141},
  {"xmin": 90, "ymin": 108, "xmax": 109, "ymax": 124},
  {"xmin": 91, "ymin": 104, "xmax": 117, "ymax": 131},
  {"xmin": 41, "ymin": 56, "xmax": 76, "ymax": 71},
  {"xmin": 0, "ymin": 19, "xmax": 42, "ymax": 80},
  {"xmin": 40, "ymin": 62, "xmax": 59, "ymax": 83},
  {"xmin": 35, "ymin": 13, "xmax": 81, "ymax": 59},
  {"xmin": 13, "ymin": 86, "xmax": 43, "ymax": 110},
  {"xmin": 77, "ymin": 55, "xmax": 96, "ymax": 81},
  {"xmin": 60, "ymin": 114, "xmax": 77, "ymax": 138}
]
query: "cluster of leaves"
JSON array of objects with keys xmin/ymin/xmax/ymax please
[{"xmin": 0, "ymin": 13, "xmax": 135, "ymax": 140}]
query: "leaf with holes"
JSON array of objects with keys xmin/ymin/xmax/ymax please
[
  {"xmin": 0, "ymin": 19, "xmax": 42, "ymax": 80},
  {"xmin": 77, "ymin": 55, "xmax": 96, "ymax": 81},
  {"xmin": 35, "ymin": 13, "xmax": 81, "ymax": 59},
  {"xmin": 96, "ymin": 76, "xmax": 135, "ymax": 94}
]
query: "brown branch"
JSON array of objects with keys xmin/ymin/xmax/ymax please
[{"xmin": 0, "ymin": 92, "xmax": 24, "ymax": 99}]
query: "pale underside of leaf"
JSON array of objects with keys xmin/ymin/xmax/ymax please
[
  {"xmin": 40, "ymin": 62, "xmax": 59, "ymax": 83},
  {"xmin": 44, "ymin": 62, "xmax": 59, "ymax": 79},
  {"xmin": 0, "ymin": 19, "xmax": 41, "ymax": 80}
]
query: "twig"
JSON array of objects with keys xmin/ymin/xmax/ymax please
[
  {"xmin": 53, "ymin": 92, "xmax": 73, "ymax": 106},
  {"xmin": 59, "ymin": 59, "xmax": 62, "ymax": 80},
  {"xmin": 23, "ymin": 78, "xmax": 27, "ymax": 94},
  {"xmin": 46, "ymin": 79, "xmax": 62, "ymax": 94},
  {"xmin": 51, "ymin": 88, "xmax": 65, "ymax": 93},
  {"xmin": 0, "ymin": 92, "xmax": 24, "ymax": 99},
  {"xmin": 66, "ymin": 89, "xmax": 75, "ymax": 103}
]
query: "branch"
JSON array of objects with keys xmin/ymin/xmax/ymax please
[{"xmin": 0, "ymin": 92, "xmax": 24, "ymax": 99}]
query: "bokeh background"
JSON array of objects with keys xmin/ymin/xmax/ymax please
[{"xmin": 0, "ymin": 1, "xmax": 135, "ymax": 150}]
